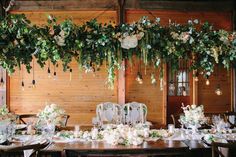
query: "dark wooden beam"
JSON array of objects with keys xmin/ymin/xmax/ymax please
[
  {"xmin": 126, "ymin": 0, "xmax": 234, "ymax": 11},
  {"xmin": 12, "ymin": 0, "xmax": 118, "ymax": 11}
]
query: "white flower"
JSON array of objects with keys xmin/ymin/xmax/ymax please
[
  {"xmin": 179, "ymin": 32, "xmax": 190, "ymax": 43},
  {"xmin": 170, "ymin": 32, "xmax": 179, "ymax": 40},
  {"xmin": 120, "ymin": 35, "xmax": 138, "ymax": 49}
]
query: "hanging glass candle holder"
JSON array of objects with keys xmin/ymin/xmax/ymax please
[
  {"xmin": 136, "ymin": 72, "xmax": 143, "ymax": 84},
  {"xmin": 215, "ymin": 84, "xmax": 223, "ymax": 96}
]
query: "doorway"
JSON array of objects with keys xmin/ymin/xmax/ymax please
[{"xmin": 167, "ymin": 60, "xmax": 192, "ymax": 124}]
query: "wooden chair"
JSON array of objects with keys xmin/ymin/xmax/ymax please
[
  {"xmin": 18, "ymin": 114, "xmax": 38, "ymax": 124},
  {"xmin": 170, "ymin": 114, "xmax": 181, "ymax": 128},
  {"xmin": 0, "ymin": 139, "xmax": 50, "ymax": 157},
  {"xmin": 212, "ymin": 141, "xmax": 236, "ymax": 157},
  {"xmin": 60, "ymin": 114, "xmax": 70, "ymax": 127},
  {"xmin": 224, "ymin": 112, "xmax": 236, "ymax": 128},
  {"xmin": 122, "ymin": 102, "xmax": 147, "ymax": 125},
  {"xmin": 96, "ymin": 102, "xmax": 121, "ymax": 126}
]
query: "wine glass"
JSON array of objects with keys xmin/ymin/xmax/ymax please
[{"xmin": 42, "ymin": 123, "xmax": 55, "ymax": 141}]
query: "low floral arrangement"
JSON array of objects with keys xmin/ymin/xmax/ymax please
[
  {"xmin": 59, "ymin": 124, "xmax": 170, "ymax": 146},
  {"xmin": 0, "ymin": 105, "xmax": 16, "ymax": 122},
  {"xmin": 179, "ymin": 104, "xmax": 207, "ymax": 128},
  {"xmin": 37, "ymin": 103, "xmax": 65, "ymax": 127}
]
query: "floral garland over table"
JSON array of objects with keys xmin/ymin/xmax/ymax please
[{"xmin": 0, "ymin": 15, "xmax": 236, "ymax": 88}]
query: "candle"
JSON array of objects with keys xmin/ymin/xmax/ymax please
[
  {"xmin": 168, "ymin": 124, "xmax": 175, "ymax": 134},
  {"xmin": 75, "ymin": 125, "xmax": 80, "ymax": 132}
]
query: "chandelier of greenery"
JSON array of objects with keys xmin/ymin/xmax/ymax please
[{"xmin": 0, "ymin": 14, "xmax": 236, "ymax": 89}]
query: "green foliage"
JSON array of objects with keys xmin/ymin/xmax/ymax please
[{"xmin": 0, "ymin": 14, "xmax": 236, "ymax": 88}]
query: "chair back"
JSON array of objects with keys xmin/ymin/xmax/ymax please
[
  {"xmin": 0, "ymin": 139, "xmax": 50, "ymax": 157},
  {"xmin": 60, "ymin": 114, "xmax": 70, "ymax": 127},
  {"xmin": 212, "ymin": 141, "xmax": 236, "ymax": 157},
  {"xmin": 18, "ymin": 114, "xmax": 38, "ymax": 124},
  {"xmin": 224, "ymin": 111, "xmax": 236, "ymax": 128},
  {"xmin": 96, "ymin": 102, "xmax": 121, "ymax": 125},
  {"xmin": 170, "ymin": 114, "xmax": 182, "ymax": 128},
  {"xmin": 122, "ymin": 102, "xmax": 147, "ymax": 125}
]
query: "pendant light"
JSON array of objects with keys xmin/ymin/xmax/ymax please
[
  {"xmin": 69, "ymin": 68, "xmax": 72, "ymax": 81},
  {"xmin": 215, "ymin": 66, "xmax": 222, "ymax": 96},
  {"xmin": 136, "ymin": 59, "xmax": 143, "ymax": 84},
  {"xmin": 215, "ymin": 84, "xmax": 223, "ymax": 96},
  {"xmin": 47, "ymin": 60, "xmax": 51, "ymax": 78},
  {"xmin": 205, "ymin": 75, "xmax": 210, "ymax": 86},
  {"xmin": 53, "ymin": 64, "xmax": 57, "ymax": 80},
  {"xmin": 21, "ymin": 65, "xmax": 24, "ymax": 91},
  {"xmin": 32, "ymin": 58, "xmax": 36, "ymax": 88},
  {"xmin": 194, "ymin": 71, "xmax": 199, "ymax": 82}
]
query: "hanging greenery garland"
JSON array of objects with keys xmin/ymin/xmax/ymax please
[{"xmin": 0, "ymin": 14, "xmax": 236, "ymax": 88}]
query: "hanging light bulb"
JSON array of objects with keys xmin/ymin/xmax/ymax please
[
  {"xmin": 215, "ymin": 84, "xmax": 223, "ymax": 96},
  {"xmin": 194, "ymin": 71, "xmax": 199, "ymax": 82},
  {"xmin": 47, "ymin": 67, "xmax": 51, "ymax": 78},
  {"xmin": 21, "ymin": 81, "xmax": 25, "ymax": 91},
  {"xmin": 32, "ymin": 58, "xmax": 36, "ymax": 88},
  {"xmin": 21, "ymin": 65, "xmax": 25, "ymax": 91},
  {"xmin": 32, "ymin": 79, "xmax": 36, "ymax": 88},
  {"xmin": 206, "ymin": 75, "xmax": 210, "ymax": 86},
  {"xmin": 53, "ymin": 64, "xmax": 57, "ymax": 80},
  {"xmin": 160, "ymin": 78, "xmax": 164, "ymax": 91},
  {"xmin": 151, "ymin": 73, "xmax": 157, "ymax": 85},
  {"xmin": 53, "ymin": 71, "xmax": 57, "ymax": 80},
  {"xmin": 136, "ymin": 72, "xmax": 143, "ymax": 84},
  {"xmin": 69, "ymin": 68, "xmax": 72, "ymax": 81}
]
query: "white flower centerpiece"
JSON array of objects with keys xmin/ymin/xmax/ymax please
[
  {"xmin": 0, "ymin": 105, "xmax": 16, "ymax": 143},
  {"xmin": 0, "ymin": 105, "xmax": 16, "ymax": 121},
  {"xmin": 179, "ymin": 104, "xmax": 207, "ymax": 132},
  {"xmin": 37, "ymin": 103, "xmax": 66, "ymax": 131}
]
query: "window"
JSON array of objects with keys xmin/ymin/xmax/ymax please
[{"xmin": 168, "ymin": 60, "xmax": 190, "ymax": 96}]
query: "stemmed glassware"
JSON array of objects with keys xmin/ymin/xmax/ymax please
[{"xmin": 42, "ymin": 123, "xmax": 55, "ymax": 142}]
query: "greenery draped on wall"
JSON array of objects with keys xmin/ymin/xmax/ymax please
[{"xmin": 0, "ymin": 14, "xmax": 236, "ymax": 88}]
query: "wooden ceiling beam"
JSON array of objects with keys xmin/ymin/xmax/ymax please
[
  {"xmin": 12, "ymin": 0, "xmax": 118, "ymax": 11},
  {"xmin": 126, "ymin": 0, "xmax": 234, "ymax": 11}
]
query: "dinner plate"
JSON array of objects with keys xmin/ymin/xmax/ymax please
[
  {"xmin": 14, "ymin": 124, "xmax": 27, "ymax": 130},
  {"xmin": 202, "ymin": 136, "xmax": 227, "ymax": 146}
]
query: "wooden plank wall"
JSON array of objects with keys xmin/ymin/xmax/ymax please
[
  {"xmin": 9, "ymin": 10, "xmax": 118, "ymax": 126},
  {"xmin": 198, "ymin": 68, "xmax": 232, "ymax": 113}
]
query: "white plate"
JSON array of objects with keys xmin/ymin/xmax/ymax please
[{"xmin": 14, "ymin": 124, "xmax": 27, "ymax": 130}]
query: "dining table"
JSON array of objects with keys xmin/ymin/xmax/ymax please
[{"xmin": 1, "ymin": 125, "xmax": 236, "ymax": 157}]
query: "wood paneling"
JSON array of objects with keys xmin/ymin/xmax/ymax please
[
  {"xmin": 9, "ymin": 11, "xmax": 118, "ymax": 126},
  {"xmin": 125, "ymin": 58, "xmax": 165, "ymax": 126},
  {"xmin": 10, "ymin": 10, "xmax": 117, "ymax": 25},
  {"xmin": 126, "ymin": 10, "xmax": 233, "ymax": 31},
  {"xmin": 12, "ymin": 0, "xmax": 118, "ymax": 11},
  {"xmin": 198, "ymin": 67, "xmax": 232, "ymax": 113}
]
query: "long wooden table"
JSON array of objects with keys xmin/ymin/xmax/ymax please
[{"xmin": 42, "ymin": 140, "xmax": 189, "ymax": 156}]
